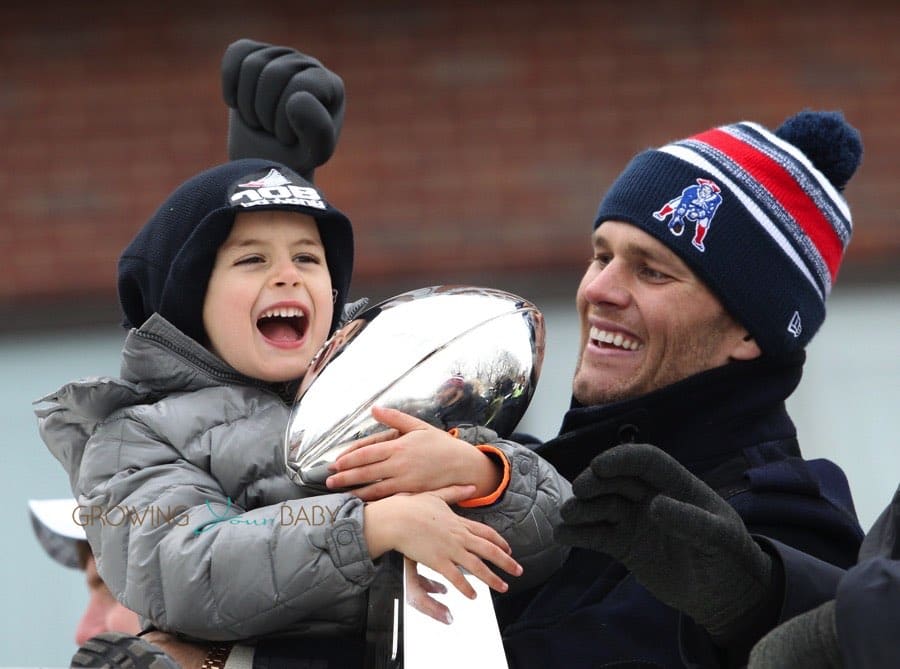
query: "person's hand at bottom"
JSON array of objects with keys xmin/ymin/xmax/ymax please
[{"xmin": 404, "ymin": 556, "xmax": 454, "ymax": 625}]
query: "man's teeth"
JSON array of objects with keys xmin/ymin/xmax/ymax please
[
  {"xmin": 260, "ymin": 307, "xmax": 304, "ymax": 319},
  {"xmin": 590, "ymin": 327, "xmax": 641, "ymax": 351}
]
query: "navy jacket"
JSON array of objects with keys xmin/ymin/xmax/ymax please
[
  {"xmin": 499, "ymin": 352, "xmax": 864, "ymax": 668},
  {"xmin": 835, "ymin": 484, "xmax": 900, "ymax": 667}
]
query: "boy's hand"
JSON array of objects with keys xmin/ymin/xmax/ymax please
[
  {"xmin": 364, "ymin": 485, "xmax": 523, "ymax": 600},
  {"xmin": 326, "ymin": 406, "xmax": 502, "ymax": 501},
  {"xmin": 404, "ymin": 557, "xmax": 454, "ymax": 625},
  {"xmin": 222, "ymin": 38, "xmax": 345, "ymax": 180}
]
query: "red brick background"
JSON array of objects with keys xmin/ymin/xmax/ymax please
[{"xmin": 2, "ymin": 0, "xmax": 897, "ymax": 327}]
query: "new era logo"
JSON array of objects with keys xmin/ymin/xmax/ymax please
[{"xmin": 787, "ymin": 311, "xmax": 802, "ymax": 338}]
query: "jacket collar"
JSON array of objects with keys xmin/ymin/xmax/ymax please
[
  {"xmin": 122, "ymin": 313, "xmax": 299, "ymax": 402},
  {"xmin": 538, "ymin": 352, "xmax": 805, "ymax": 481}
]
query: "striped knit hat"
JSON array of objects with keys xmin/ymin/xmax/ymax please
[{"xmin": 595, "ymin": 110, "xmax": 862, "ymax": 356}]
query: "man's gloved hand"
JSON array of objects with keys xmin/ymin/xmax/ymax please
[
  {"xmin": 748, "ymin": 600, "xmax": 843, "ymax": 669},
  {"xmin": 555, "ymin": 443, "xmax": 775, "ymax": 641},
  {"xmin": 222, "ymin": 38, "xmax": 345, "ymax": 181}
]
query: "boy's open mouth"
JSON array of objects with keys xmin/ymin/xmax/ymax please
[{"xmin": 257, "ymin": 307, "xmax": 307, "ymax": 342}]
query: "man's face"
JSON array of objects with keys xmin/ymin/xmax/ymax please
[
  {"xmin": 572, "ymin": 221, "xmax": 757, "ymax": 405},
  {"xmin": 75, "ymin": 554, "xmax": 140, "ymax": 645},
  {"xmin": 203, "ymin": 210, "xmax": 334, "ymax": 383}
]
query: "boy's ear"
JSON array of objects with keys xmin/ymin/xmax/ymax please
[{"xmin": 731, "ymin": 332, "xmax": 762, "ymax": 361}]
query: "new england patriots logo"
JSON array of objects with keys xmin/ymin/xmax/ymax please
[{"xmin": 652, "ymin": 178, "xmax": 723, "ymax": 252}]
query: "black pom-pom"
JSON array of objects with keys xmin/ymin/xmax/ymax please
[{"xmin": 775, "ymin": 110, "xmax": 862, "ymax": 191}]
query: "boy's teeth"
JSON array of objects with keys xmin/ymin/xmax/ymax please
[
  {"xmin": 261, "ymin": 307, "xmax": 304, "ymax": 319},
  {"xmin": 590, "ymin": 327, "xmax": 641, "ymax": 351}
]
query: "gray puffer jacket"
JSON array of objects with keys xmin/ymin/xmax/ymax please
[{"xmin": 36, "ymin": 314, "xmax": 570, "ymax": 641}]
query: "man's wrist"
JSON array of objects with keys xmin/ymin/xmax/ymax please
[{"xmin": 711, "ymin": 541, "xmax": 783, "ymax": 652}]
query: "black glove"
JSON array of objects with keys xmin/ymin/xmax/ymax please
[
  {"xmin": 556, "ymin": 443, "xmax": 775, "ymax": 641},
  {"xmin": 222, "ymin": 38, "xmax": 345, "ymax": 180},
  {"xmin": 748, "ymin": 600, "xmax": 843, "ymax": 668}
]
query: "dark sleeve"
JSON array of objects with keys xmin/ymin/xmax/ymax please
[
  {"xmin": 758, "ymin": 537, "xmax": 847, "ymax": 623},
  {"xmin": 834, "ymin": 557, "xmax": 900, "ymax": 668},
  {"xmin": 678, "ymin": 537, "xmax": 847, "ymax": 668},
  {"xmin": 834, "ymin": 485, "xmax": 900, "ymax": 669}
]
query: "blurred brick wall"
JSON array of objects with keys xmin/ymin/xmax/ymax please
[{"xmin": 1, "ymin": 0, "xmax": 898, "ymax": 326}]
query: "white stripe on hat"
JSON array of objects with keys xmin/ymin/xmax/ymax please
[
  {"xmin": 736, "ymin": 122, "xmax": 853, "ymax": 230},
  {"xmin": 678, "ymin": 135, "xmax": 833, "ymax": 294},
  {"xmin": 660, "ymin": 143, "xmax": 826, "ymax": 301}
]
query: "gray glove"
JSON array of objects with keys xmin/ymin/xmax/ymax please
[
  {"xmin": 749, "ymin": 600, "xmax": 843, "ymax": 669},
  {"xmin": 556, "ymin": 443, "xmax": 775, "ymax": 640},
  {"xmin": 222, "ymin": 38, "xmax": 345, "ymax": 180}
]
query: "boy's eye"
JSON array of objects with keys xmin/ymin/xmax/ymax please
[
  {"xmin": 235, "ymin": 255, "xmax": 264, "ymax": 265},
  {"xmin": 294, "ymin": 253, "xmax": 323, "ymax": 264},
  {"xmin": 591, "ymin": 253, "xmax": 612, "ymax": 267}
]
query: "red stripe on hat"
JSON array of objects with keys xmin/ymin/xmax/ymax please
[{"xmin": 692, "ymin": 128, "xmax": 843, "ymax": 281}]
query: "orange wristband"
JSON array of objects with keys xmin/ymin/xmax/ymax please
[{"xmin": 457, "ymin": 444, "xmax": 511, "ymax": 508}]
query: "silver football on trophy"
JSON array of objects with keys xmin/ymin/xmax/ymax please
[{"xmin": 284, "ymin": 285, "xmax": 545, "ymax": 491}]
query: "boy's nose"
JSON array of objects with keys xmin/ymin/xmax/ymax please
[{"xmin": 271, "ymin": 259, "xmax": 302, "ymax": 287}]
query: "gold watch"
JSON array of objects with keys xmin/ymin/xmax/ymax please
[{"xmin": 200, "ymin": 644, "xmax": 233, "ymax": 669}]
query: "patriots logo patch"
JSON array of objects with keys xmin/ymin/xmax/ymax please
[{"xmin": 652, "ymin": 178, "xmax": 722, "ymax": 252}]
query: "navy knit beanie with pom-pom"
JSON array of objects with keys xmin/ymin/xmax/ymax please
[
  {"xmin": 595, "ymin": 110, "xmax": 862, "ymax": 356},
  {"xmin": 118, "ymin": 158, "xmax": 353, "ymax": 344}
]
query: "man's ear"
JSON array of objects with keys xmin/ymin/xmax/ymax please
[{"xmin": 731, "ymin": 332, "xmax": 762, "ymax": 361}]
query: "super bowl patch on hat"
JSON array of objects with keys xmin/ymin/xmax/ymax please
[{"xmin": 229, "ymin": 167, "xmax": 327, "ymax": 211}]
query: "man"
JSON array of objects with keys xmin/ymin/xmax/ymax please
[
  {"xmin": 28, "ymin": 499, "xmax": 142, "ymax": 646},
  {"xmin": 504, "ymin": 111, "xmax": 866, "ymax": 667},
  {"xmin": 29, "ymin": 499, "xmax": 213, "ymax": 667}
]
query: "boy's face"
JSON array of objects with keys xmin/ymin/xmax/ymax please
[{"xmin": 203, "ymin": 210, "xmax": 334, "ymax": 383}]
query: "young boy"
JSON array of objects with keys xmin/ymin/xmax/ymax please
[{"xmin": 36, "ymin": 158, "xmax": 570, "ymax": 656}]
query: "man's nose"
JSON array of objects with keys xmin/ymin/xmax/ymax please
[
  {"xmin": 74, "ymin": 597, "xmax": 107, "ymax": 646},
  {"xmin": 583, "ymin": 261, "xmax": 631, "ymax": 308}
]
